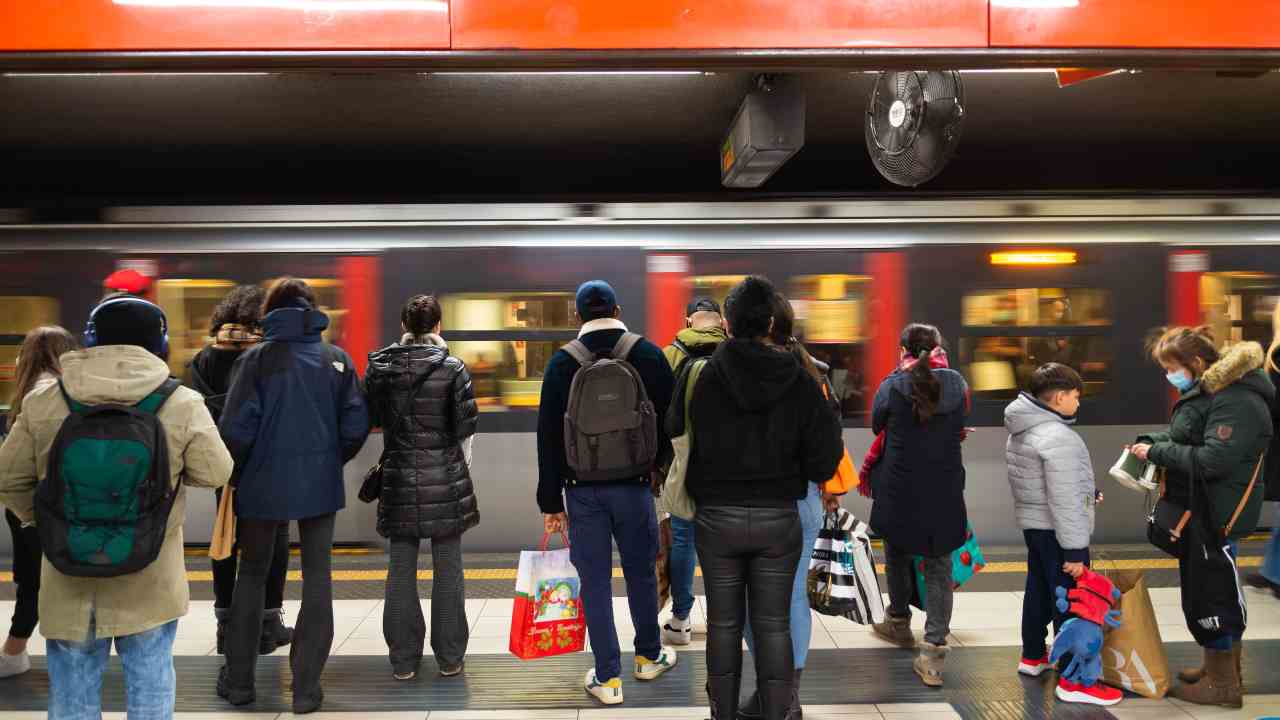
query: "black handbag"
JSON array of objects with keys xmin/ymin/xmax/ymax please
[
  {"xmin": 358, "ymin": 363, "xmax": 439, "ymax": 504},
  {"xmin": 1147, "ymin": 452, "xmax": 1264, "ymax": 557}
]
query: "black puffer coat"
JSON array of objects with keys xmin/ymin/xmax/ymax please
[{"xmin": 366, "ymin": 337, "xmax": 480, "ymax": 539}]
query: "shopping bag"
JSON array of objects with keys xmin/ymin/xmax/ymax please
[
  {"xmin": 808, "ymin": 508, "xmax": 886, "ymax": 625},
  {"xmin": 208, "ymin": 487, "xmax": 236, "ymax": 561},
  {"xmin": 822, "ymin": 447, "xmax": 859, "ymax": 497},
  {"xmin": 911, "ymin": 523, "xmax": 986, "ymax": 610},
  {"xmin": 509, "ymin": 533, "xmax": 587, "ymax": 660},
  {"xmin": 656, "ymin": 514, "xmax": 673, "ymax": 612},
  {"xmin": 1100, "ymin": 569, "xmax": 1171, "ymax": 698},
  {"xmin": 658, "ymin": 358, "xmax": 706, "ymax": 521}
]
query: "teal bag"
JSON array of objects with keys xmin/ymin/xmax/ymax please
[{"xmin": 910, "ymin": 523, "xmax": 986, "ymax": 609}]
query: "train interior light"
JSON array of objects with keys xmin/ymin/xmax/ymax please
[{"xmin": 990, "ymin": 250, "xmax": 1078, "ymax": 266}]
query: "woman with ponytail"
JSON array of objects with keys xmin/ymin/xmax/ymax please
[{"xmin": 868, "ymin": 323, "xmax": 971, "ymax": 688}]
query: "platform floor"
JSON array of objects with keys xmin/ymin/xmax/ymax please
[{"xmin": 1, "ymin": 543, "xmax": 1278, "ymax": 720}]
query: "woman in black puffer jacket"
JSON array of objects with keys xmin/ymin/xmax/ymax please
[{"xmin": 366, "ymin": 294, "xmax": 479, "ymax": 681}]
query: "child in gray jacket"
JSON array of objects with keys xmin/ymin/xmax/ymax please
[{"xmin": 1004, "ymin": 363, "xmax": 1099, "ymax": 684}]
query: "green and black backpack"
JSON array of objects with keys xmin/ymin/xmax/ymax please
[{"xmin": 36, "ymin": 378, "xmax": 180, "ymax": 577}]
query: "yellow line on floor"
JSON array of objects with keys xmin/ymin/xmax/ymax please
[{"xmin": 4, "ymin": 555, "xmax": 1259, "ymax": 584}]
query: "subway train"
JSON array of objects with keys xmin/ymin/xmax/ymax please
[{"xmin": 2, "ymin": 197, "xmax": 1278, "ymax": 553}]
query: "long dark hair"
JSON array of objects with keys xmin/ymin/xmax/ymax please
[
  {"xmin": 262, "ymin": 276, "xmax": 317, "ymax": 315},
  {"xmin": 9, "ymin": 326, "xmax": 78, "ymax": 426},
  {"xmin": 901, "ymin": 322, "xmax": 943, "ymax": 424},
  {"xmin": 770, "ymin": 291, "xmax": 824, "ymax": 385}
]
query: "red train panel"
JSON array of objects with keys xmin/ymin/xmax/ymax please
[{"xmin": 991, "ymin": 0, "xmax": 1280, "ymax": 49}]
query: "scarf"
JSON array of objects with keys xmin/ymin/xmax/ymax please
[{"xmin": 214, "ymin": 323, "xmax": 262, "ymax": 349}]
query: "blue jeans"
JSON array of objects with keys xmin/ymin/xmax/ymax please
[
  {"xmin": 669, "ymin": 516, "xmax": 697, "ymax": 621},
  {"xmin": 744, "ymin": 483, "xmax": 823, "ymax": 669},
  {"xmin": 566, "ymin": 484, "xmax": 662, "ymax": 681},
  {"xmin": 1261, "ymin": 508, "xmax": 1280, "ymax": 586},
  {"xmin": 47, "ymin": 615, "xmax": 178, "ymax": 720}
]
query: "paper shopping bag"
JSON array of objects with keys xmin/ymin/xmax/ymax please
[
  {"xmin": 1101, "ymin": 570, "xmax": 1171, "ymax": 698},
  {"xmin": 208, "ymin": 487, "xmax": 236, "ymax": 561},
  {"xmin": 510, "ymin": 533, "xmax": 587, "ymax": 660},
  {"xmin": 911, "ymin": 523, "xmax": 986, "ymax": 610}
]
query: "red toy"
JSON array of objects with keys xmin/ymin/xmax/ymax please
[{"xmin": 1059, "ymin": 568, "xmax": 1121, "ymax": 627}]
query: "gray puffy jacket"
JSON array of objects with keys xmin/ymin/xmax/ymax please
[{"xmin": 1004, "ymin": 392, "xmax": 1095, "ymax": 554}]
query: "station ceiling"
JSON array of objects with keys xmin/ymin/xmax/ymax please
[{"xmin": 2, "ymin": 69, "xmax": 1279, "ymax": 208}]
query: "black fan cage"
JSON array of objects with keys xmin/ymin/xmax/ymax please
[{"xmin": 865, "ymin": 70, "xmax": 966, "ymax": 187}]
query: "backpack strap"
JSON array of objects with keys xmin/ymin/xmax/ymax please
[
  {"xmin": 611, "ymin": 332, "xmax": 643, "ymax": 362},
  {"xmin": 135, "ymin": 378, "xmax": 181, "ymax": 415},
  {"xmin": 1224, "ymin": 452, "xmax": 1265, "ymax": 538},
  {"xmin": 563, "ymin": 340, "xmax": 594, "ymax": 367},
  {"xmin": 671, "ymin": 339, "xmax": 690, "ymax": 361}
]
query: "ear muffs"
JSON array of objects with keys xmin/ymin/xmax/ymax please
[{"xmin": 85, "ymin": 296, "xmax": 169, "ymax": 356}]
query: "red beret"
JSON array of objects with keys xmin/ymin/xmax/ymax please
[{"xmin": 104, "ymin": 269, "xmax": 152, "ymax": 295}]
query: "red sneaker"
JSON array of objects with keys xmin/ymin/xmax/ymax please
[
  {"xmin": 1017, "ymin": 656, "xmax": 1052, "ymax": 677},
  {"xmin": 1055, "ymin": 679, "xmax": 1122, "ymax": 706}
]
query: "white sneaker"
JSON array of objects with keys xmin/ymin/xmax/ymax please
[
  {"xmin": 585, "ymin": 669, "xmax": 624, "ymax": 705},
  {"xmin": 634, "ymin": 646, "xmax": 678, "ymax": 681},
  {"xmin": 0, "ymin": 650, "xmax": 30, "ymax": 678},
  {"xmin": 663, "ymin": 616, "xmax": 692, "ymax": 646}
]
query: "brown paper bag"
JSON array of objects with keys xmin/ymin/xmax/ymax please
[
  {"xmin": 656, "ymin": 515, "xmax": 673, "ymax": 612},
  {"xmin": 209, "ymin": 487, "xmax": 236, "ymax": 561},
  {"xmin": 1100, "ymin": 569, "xmax": 1171, "ymax": 698}
]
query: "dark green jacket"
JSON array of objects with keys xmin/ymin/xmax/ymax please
[{"xmin": 1142, "ymin": 341, "xmax": 1274, "ymax": 540}]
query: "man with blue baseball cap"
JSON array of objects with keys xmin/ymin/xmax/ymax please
[{"xmin": 537, "ymin": 280, "xmax": 677, "ymax": 704}]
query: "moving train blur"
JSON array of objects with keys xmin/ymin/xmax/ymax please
[{"xmin": 2, "ymin": 197, "xmax": 1278, "ymax": 552}]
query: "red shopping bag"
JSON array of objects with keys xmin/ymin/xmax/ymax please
[{"xmin": 509, "ymin": 532, "xmax": 587, "ymax": 660}]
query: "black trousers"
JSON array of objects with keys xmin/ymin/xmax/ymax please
[
  {"xmin": 696, "ymin": 505, "xmax": 801, "ymax": 720},
  {"xmin": 384, "ymin": 535, "xmax": 468, "ymax": 674},
  {"xmin": 210, "ymin": 487, "xmax": 290, "ymax": 610},
  {"xmin": 226, "ymin": 514, "xmax": 335, "ymax": 707},
  {"xmin": 4, "ymin": 510, "xmax": 40, "ymax": 639},
  {"xmin": 1022, "ymin": 529, "xmax": 1084, "ymax": 665}
]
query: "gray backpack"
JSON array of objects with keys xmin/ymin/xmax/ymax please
[{"xmin": 563, "ymin": 333, "xmax": 658, "ymax": 483}]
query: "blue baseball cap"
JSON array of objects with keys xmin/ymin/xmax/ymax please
[{"xmin": 576, "ymin": 280, "xmax": 618, "ymax": 319}]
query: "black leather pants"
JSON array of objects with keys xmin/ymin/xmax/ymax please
[{"xmin": 695, "ymin": 505, "xmax": 802, "ymax": 720}]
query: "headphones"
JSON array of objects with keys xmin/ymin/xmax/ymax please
[{"xmin": 84, "ymin": 295, "xmax": 170, "ymax": 356}]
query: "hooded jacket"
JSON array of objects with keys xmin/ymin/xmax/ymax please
[
  {"xmin": 0, "ymin": 346, "xmax": 233, "ymax": 640},
  {"xmin": 366, "ymin": 334, "xmax": 480, "ymax": 539},
  {"xmin": 676, "ymin": 338, "xmax": 843, "ymax": 508},
  {"xmin": 868, "ymin": 365, "xmax": 970, "ymax": 557},
  {"xmin": 1004, "ymin": 392, "xmax": 1096, "ymax": 560},
  {"xmin": 219, "ymin": 307, "xmax": 371, "ymax": 521},
  {"xmin": 189, "ymin": 343, "xmax": 247, "ymax": 424},
  {"xmin": 664, "ymin": 326, "xmax": 728, "ymax": 371},
  {"xmin": 1143, "ymin": 341, "xmax": 1274, "ymax": 540}
]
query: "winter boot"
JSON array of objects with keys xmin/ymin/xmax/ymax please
[
  {"xmin": 259, "ymin": 608, "xmax": 294, "ymax": 655},
  {"xmin": 707, "ymin": 673, "xmax": 742, "ymax": 720},
  {"xmin": 216, "ymin": 665, "xmax": 256, "ymax": 706},
  {"xmin": 760, "ymin": 679, "xmax": 793, "ymax": 720},
  {"xmin": 736, "ymin": 690, "xmax": 763, "ymax": 720},
  {"xmin": 215, "ymin": 607, "xmax": 230, "ymax": 655},
  {"xmin": 913, "ymin": 642, "xmax": 948, "ymax": 688},
  {"xmin": 1170, "ymin": 647, "xmax": 1242, "ymax": 709},
  {"xmin": 872, "ymin": 613, "xmax": 915, "ymax": 648},
  {"xmin": 1179, "ymin": 644, "xmax": 1244, "ymax": 687},
  {"xmin": 788, "ymin": 668, "xmax": 803, "ymax": 720}
]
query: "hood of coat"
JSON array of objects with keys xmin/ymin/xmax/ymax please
[
  {"xmin": 709, "ymin": 337, "xmax": 804, "ymax": 412},
  {"xmin": 675, "ymin": 326, "xmax": 727, "ymax": 354},
  {"xmin": 1004, "ymin": 391, "xmax": 1076, "ymax": 435},
  {"xmin": 400, "ymin": 332, "xmax": 447, "ymax": 349},
  {"xmin": 59, "ymin": 345, "xmax": 171, "ymax": 405},
  {"xmin": 369, "ymin": 342, "xmax": 449, "ymax": 381},
  {"xmin": 262, "ymin": 307, "xmax": 329, "ymax": 343},
  {"xmin": 1202, "ymin": 341, "xmax": 1275, "ymax": 402}
]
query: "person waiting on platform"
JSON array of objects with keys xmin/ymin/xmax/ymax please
[
  {"xmin": 0, "ymin": 297, "xmax": 233, "ymax": 719},
  {"xmin": 216, "ymin": 277, "xmax": 370, "ymax": 714},
  {"xmin": 1245, "ymin": 301, "xmax": 1280, "ymax": 600},
  {"xmin": 673, "ymin": 276, "xmax": 842, "ymax": 720},
  {"xmin": 366, "ymin": 294, "xmax": 479, "ymax": 681},
  {"xmin": 537, "ymin": 280, "xmax": 678, "ymax": 706},
  {"xmin": 0, "ymin": 325, "xmax": 77, "ymax": 679},
  {"xmin": 187, "ymin": 285, "xmax": 293, "ymax": 657}
]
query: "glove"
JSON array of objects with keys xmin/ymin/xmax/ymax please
[
  {"xmin": 1054, "ymin": 569, "xmax": 1122, "ymax": 628},
  {"xmin": 1051, "ymin": 618, "xmax": 1105, "ymax": 686}
]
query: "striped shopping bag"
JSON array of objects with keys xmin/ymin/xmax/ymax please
[{"xmin": 807, "ymin": 508, "xmax": 886, "ymax": 625}]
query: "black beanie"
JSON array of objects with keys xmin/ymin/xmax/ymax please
[{"xmin": 90, "ymin": 298, "xmax": 167, "ymax": 357}]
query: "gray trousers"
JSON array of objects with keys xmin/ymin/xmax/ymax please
[
  {"xmin": 883, "ymin": 543, "xmax": 954, "ymax": 647},
  {"xmin": 384, "ymin": 535, "xmax": 468, "ymax": 674}
]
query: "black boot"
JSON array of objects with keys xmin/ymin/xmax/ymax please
[
  {"xmin": 788, "ymin": 668, "xmax": 803, "ymax": 720},
  {"xmin": 761, "ymin": 679, "xmax": 793, "ymax": 720},
  {"xmin": 737, "ymin": 690, "xmax": 763, "ymax": 720},
  {"xmin": 259, "ymin": 608, "xmax": 294, "ymax": 655},
  {"xmin": 216, "ymin": 665, "xmax": 256, "ymax": 706},
  {"xmin": 707, "ymin": 673, "xmax": 742, "ymax": 720},
  {"xmin": 215, "ymin": 607, "xmax": 230, "ymax": 656}
]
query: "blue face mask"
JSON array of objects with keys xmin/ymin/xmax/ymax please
[{"xmin": 1166, "ymin": 370, "xmax": 1195, "ymax": 392}]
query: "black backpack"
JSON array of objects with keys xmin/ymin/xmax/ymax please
[{"xmin": 36, "ymin": 378, "xmax": 180, "ymax": 578}]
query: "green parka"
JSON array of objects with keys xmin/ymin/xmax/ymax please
[{"xmin": 1142, "ymin": 341, "xmax": 1274, "ymax": 540}]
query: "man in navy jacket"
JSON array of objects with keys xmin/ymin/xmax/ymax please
[{"xmin": 537, "ymin": 280, "xmax": 676, "ymax": 704}]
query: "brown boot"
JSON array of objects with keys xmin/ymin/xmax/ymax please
[
  {"xmin": 1170, "ymin": 648, "xmax": 1242, "ymax": 709},
  {"xmin": 1235, "ymin": 643, "xmax": 1244, "ymax": 694},
  {"xmin": 1177, "ymin": 665, "xmax": 1206, "ymax": 684},
  {"xmin": 872, "ymin": 614, "xmax": 915, "ymax": 648},
  {"xmin": 913, "ymin": 642, "xmax": 947, "ymax": 688},
  {"xmin": 1182, "ymin": 644, "xmax": 1245, "ymax": 687}
]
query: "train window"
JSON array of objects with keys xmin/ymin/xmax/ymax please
[
  {"xmin": 0, "ymin": 296, "xmax": 61, "ymax": 414},
  {"xmin": 451, "ymin": 339, "xmax": 569, "ymax": 410},
  {"xmin": 689, "ymin": 276, "xmax": 747, "ymax": 309},
  {"xmin": 789, "ymin": 275, "xmax": 872, "ymax": 420},
  {"xmin": 962, "ymin": 288, "xmax": 1111, "ymax": 327},
  {"xmin": 1200, "ymin": 272, "xmax": 1280, "ymax": 346},
  {"xmin": 960, "ymin": 287, "xmax": 1110, "ymax": 400},
  {"xmin": 440, "ymin": 293, "xmax": 576, "ymax": 331},
  {"xmin": 156, "ymin": 280, "xmax": 236, "ymax": 379}
]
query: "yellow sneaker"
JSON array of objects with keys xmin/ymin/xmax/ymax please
[
  {"xmin": 635, "ymin": 646, "xmax": 678, "ymax": 681},
  {"xmin": 585, "ymin": 669, "xmax": 624, "ymax": 705}
]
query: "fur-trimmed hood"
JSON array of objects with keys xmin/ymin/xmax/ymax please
[{"xmin": 1202, "ymin": 341, "xmax": 1269, "ymax": 395}]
